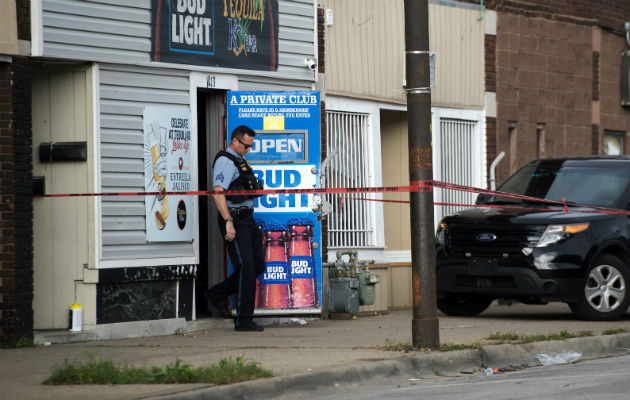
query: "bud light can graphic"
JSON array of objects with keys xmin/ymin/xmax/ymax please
[
  {"xmin": 288, "ymin": 218, "xmax": 318, "ymax": 308},
  {"xmin": 258, "ymin": 224, "xmax": 291, "ymax": 308},
  {"xmin": 254, "ymin": 218, "xmax": 265, "ymax": 309}
]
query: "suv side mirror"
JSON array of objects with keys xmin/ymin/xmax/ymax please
[{"xmin": 476, "ymin": 194, "xmax": 489, "ymax": 204}]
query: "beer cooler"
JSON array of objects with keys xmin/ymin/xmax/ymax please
[{"xmin": 227, "ymin": 91, "xmax": 322, "ymax": 315}]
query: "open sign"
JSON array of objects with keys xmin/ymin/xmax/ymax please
[{"xmin": 247, "ymin": 131, "xmax": 307, "ymax": 163}]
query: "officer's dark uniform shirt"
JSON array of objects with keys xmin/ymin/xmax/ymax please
[{"xmin": 212, "ymin": 148, "xmax": 255, "ymax": 209}]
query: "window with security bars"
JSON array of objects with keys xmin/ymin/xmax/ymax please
[
  {"xmin": 325, "ymin": 111, "xmax": 375, "ymax": 248},
  {"xmin": 436, "ymin": 117, "xmax": 479, "ymax": 221}
]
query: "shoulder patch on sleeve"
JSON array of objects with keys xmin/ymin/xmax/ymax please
[{"xmin": 216, "ymin": 172, "xmax": 224, "ymax": 183}]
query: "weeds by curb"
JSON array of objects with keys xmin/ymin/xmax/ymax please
[
  {"xmin": 378, "ymin": 328, "xmax": 628, "ymax": 353},
  {"xmin": 43, "ymin": 354, "xmax": 273, "ymax": 385}
]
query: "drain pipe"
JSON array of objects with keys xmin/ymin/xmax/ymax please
[{"xmin": 489, "ymin": 152, "xmax": 505, "ymax": 191}]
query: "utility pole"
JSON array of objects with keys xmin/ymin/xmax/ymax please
[{"xmin": 404, "ymin": 0, "xmax": 439, "ymax": 349}]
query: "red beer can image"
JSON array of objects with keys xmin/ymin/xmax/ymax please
[
  {"xmin": 258, "ymin": 224, "xmax": 291, "ymax": 308},
  {"xmin": 288, "ymin": 218, "xmax": 318, "ymax": 308},
  {"xmin": 254, "ymin": 218, "xmax": 265, "ymax": 309}
]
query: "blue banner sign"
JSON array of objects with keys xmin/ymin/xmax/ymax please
[{"xmin": 227, "ymin": 91, "xmax": 321, "ymax": 312}]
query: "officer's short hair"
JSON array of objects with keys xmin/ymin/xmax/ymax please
[{"xmin": 231, "ymin": 125, "xmax": 256, "ymax": 142}]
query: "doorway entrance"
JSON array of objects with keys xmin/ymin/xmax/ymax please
[{"xmin": 196, "ymin": 89, "xmax": 228, "ymax": 316}]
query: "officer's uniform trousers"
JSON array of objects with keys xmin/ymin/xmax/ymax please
[{"xmin": 208, "ymin": 209, "xmax": 265, "ymax": 325}]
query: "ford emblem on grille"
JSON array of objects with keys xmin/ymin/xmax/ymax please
[{"xmin": 476, "ymin": 233, "xmax": 497, "ymax": 242}]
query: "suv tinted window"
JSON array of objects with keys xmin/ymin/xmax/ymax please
[{"xmin": 484, "ymin": 163, "xmax": 629, "ymax": 208}]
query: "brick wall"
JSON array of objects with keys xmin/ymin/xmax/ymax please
[
  {"xmin": 463, "ymin": 0, "xmax": 629, "ymax": 183},
  {"xmin": 16, "ymin": 0, "xmax": 30, "ymax": 41},
  {"xmin": 460, "ymin": 0, "xmax": 629, "ymax": 33},
  {"xmin": 494, "ymin": 14, "xmax": 597, "ymax": 181},
  {"xmin": 0, "ymin": 56, "xmax": 33, "ymax": 346},
  {"xmin": 485, "ymin": 33, "xmax": 497, "ymax": 180},
  {"xmin": 486, "ymin": 116, "xmax": 497, "ymax": 179},
  {"xmin": 485, "ymin": 34, "xmax": 497, "ymax": 93},
  {"xmin": 599, "ymin": 32, "xmax": 628, "ymax": 135}
]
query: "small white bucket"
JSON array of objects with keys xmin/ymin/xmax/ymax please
[{"xmin": 69, "ymin": 303, "xmax": 83, "ymax": 332}]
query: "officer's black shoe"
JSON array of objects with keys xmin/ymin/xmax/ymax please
[
  {"xmin": 204, "ymin": 291, "xmax": 231, "ymax": 319},
  {"xmin": 234, "ymin": 321, "xmax": 264, "ymax": 332}
]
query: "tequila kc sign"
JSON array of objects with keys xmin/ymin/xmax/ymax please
[{"xmin": 151, "ymin": 0, "xmax": 279, "ymax": 71}]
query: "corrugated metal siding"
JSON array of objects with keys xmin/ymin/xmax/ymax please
[
  {"xmin": 324, "ymin": 0, "xmax": 405, "ymax": 103},
  {"xmin": 429, "ymin": 4, "xmax": 484, "ymax": 109},
  {"xmin": 323, "ymin": 0, "xmax": 484, "ymax": 108},
  {"xmin": 41, "ymin": 0, "xmax": 316, "ymax": 81},
  {"xmin": 99, "ymin": 64, "xmax": 194, "ymax": 260},
  {"xmin": 238, "ymin": 76, "xmax": 313, "ymax": 91}
]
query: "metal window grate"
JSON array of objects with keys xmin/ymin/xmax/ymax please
[
  {"xmin": 438, "ymin": 117, "xmax": 478, "ymax": 219},
  {"xmin": 325, "ymin": 111, "xmax": 374, "ymax": 248}
]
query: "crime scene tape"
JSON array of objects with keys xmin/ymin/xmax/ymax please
[
  {"xmin": 343, "ymin": 197, "xmax": 630, "ymax": 216},
  {"xmin": 33, "ymin": 179, "xmax": 630, "ymax": 216},
  {"xmin": 32, "ymin": 182, "xmax": 431, "ymax": 198}
]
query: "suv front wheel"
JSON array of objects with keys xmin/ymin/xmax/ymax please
[{"xmin": 568, "ymin": 254, "xmax": 630, "ymax": 321}]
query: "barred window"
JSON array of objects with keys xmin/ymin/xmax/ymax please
[
  {"xmin": 435, "ymin": 117, "xmax": 480, "ymax": 221},
  {"xmin": 325, "ymin": 111, "xmax": 375, "ymax": 248}
]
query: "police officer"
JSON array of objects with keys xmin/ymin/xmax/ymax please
[{"xmin": 205, "ymin": 125, "xmax": 265, "ymax": 332}]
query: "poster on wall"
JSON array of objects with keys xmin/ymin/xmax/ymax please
[
  {"xmin": 151, "ymin": 0, "xmax": 279, "ymax": 71},
  {"xmin": 143, "ymin": 106, "xmax": 194, "ymax": 242},
  {"xmin": 227, "ymin": 91, "xmax": 322, "ymax": 312}
]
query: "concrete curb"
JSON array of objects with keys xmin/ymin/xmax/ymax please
[
  {"xmin": 146, "ymin": 333, "xmax": 630, "ymax": 400},
  {"xmin": 33, "ymin": 317, "xmax": 312, "ymax": 345},
  {"xmin": 33, "ymin": 319, "xmax": 235, "ymax": 345}
]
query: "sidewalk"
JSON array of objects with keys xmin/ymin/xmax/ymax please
[{"xmin": 1, "ymin": 303, "xmax": 628, "ymax": 400}]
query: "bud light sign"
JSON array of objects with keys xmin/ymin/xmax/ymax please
[
  {"xmin": 253, "ymin": 165, "xmax": 316, "ymax": 213},
  {"xmin": 261, "ymin": 262, "xmax": 290, "ymax": 285},
  {"xmin": 228, "ymin": 91, "xmax": 321, "ymax": 313},
  {"xmin": 290, "ymin": 256, "xmax": 315, "ymax": 279}
]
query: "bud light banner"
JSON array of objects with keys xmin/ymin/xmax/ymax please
[
  {"xmin": 228, "ymin": 91, "xmax": 321, "ymax": 313},
  {"xmin": 151, "ymin": 0, "xmax": 279, "ymax": 71}
]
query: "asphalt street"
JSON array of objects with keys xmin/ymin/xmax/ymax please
[
  {"xmin": 302, "ymin": 355, "xmax": 630, "ymax": 400},
  {"xmin": 1, "ymin": 303, "xmax": 628, "ymax": 400}
]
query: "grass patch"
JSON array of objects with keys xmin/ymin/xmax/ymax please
[
  {"xmin": 379, "ymin": 339, "xmax": 482, "ymax": 352},
  {"xmin": 379, "ymin": 329, "xmax": 602, "ymax": 353},
  {"xmin": 602, "ymin": 328, "xmax": 628, "ymax": 335},
  {"xmin": 43, "ymin": 354, "xmax": 272, "ymax": 385},
  {"xmin": 379, "ymin": 339, "xmax": 414, "ymax": 352},
  {"xmin": 485, "ymin": 330, "xmax": 594, "ymax": 344},
  {"xmin": 439, "ymin": 342, "xmax": 482, "ymax": 352},
  {"xmin": 1, "ymin": 336, "xmax": 35, "ymax": 349}
]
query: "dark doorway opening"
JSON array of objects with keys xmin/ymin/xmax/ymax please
[{"xmin": 196, "ymin": 89, "xmax": 228, "ymax": 317}]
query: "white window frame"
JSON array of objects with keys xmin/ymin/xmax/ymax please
[
  {"xmin": 431, "ymin": 107, "xmax": 486, "ymax": 226},
  {"xmin": 324, "ymin": 96, "xmax": 386, "ymax": 250}
]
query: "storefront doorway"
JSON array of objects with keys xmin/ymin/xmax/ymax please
[{"xmin": 196, "ymin": 89, "xmax": 228, "ymax": 316}]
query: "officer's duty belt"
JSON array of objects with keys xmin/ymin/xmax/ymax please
[{"xmin": 229, "ymin": 207, "xmax": 254, "ymax": 217}]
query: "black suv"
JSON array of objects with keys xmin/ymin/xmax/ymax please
[{"xmin": 436, "ymin": 156, "xmax": 630, "ymax": 320}]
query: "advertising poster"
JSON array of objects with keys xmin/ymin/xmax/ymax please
[
  {"xmin": 151, "ymin": 0, "xmax": 279, "ymax": 71},
  {"xmin": 143, "ymin": 107, "xmax": 194, "ymax": 242},
  {"xmin": 227, "ymin": 91, "xmax": 321, "ymax": 312}
]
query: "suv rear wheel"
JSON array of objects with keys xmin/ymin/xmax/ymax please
[
  {"xmin": 437, "ymin": 295, "xmax": 493, "ymax": 317},
  {"xmin": 568, "ymin": 254, "xmax": 629, "ymax": 321}
]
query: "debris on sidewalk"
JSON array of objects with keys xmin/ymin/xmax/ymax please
[
  {"xmin": 281, "ymin": 318, "xmax": 307, "ymax": 326},
  {"xmin": 535, "ymin": 350, "xmax": 582, "ymax": 366},
  {"xmin": 482, "ymin": 367, "xmax": 500, "ymax": 376}
]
